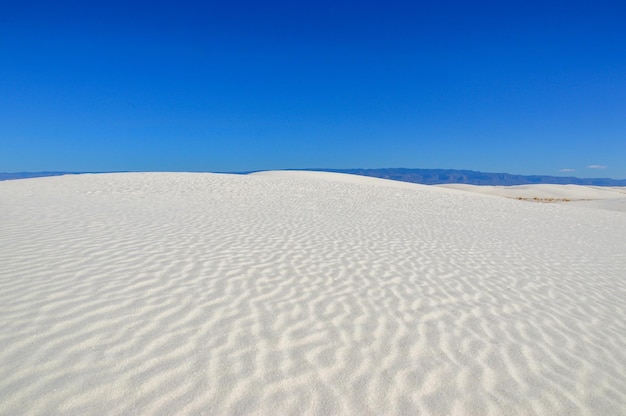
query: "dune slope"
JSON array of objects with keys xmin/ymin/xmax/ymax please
[
  {"xmin": 437, "ymin": 183, "xmax": 626, "ymax": 212},
  {"xmin": 1, "ymin": 172, "xmax": 625, "ymax": 415}
]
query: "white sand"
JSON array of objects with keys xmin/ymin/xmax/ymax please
[
  {"xmin": 1, "ymin": 171, "xmax": 625, "ymax": 415},
  {"xmin": 437, "ymin": 183, "xmax": 626, "ymax": 212}
]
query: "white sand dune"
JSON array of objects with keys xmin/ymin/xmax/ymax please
[
  {"xmin": 437, "ymin": 183, "xmax": 626, "ymax": 212},
  {"xmin": 1, "ymin": 171, "xmax": 625, "ymax": 415}
]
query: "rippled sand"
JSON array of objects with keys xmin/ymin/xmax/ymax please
[{"xmin": 1, "ymin": 172, "xmax": 625, "ymax": 415}]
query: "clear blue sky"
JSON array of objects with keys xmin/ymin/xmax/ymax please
[{"xmin": 2, "ymin": 0, "xmax": 625, "ymax": 178}]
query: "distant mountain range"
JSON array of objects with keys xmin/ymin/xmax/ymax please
[
  {"xmin": 2, "ymin": 169, "xmax": 626, "ymax": 186},
  {"xmin": 319, "ymin": 168, "xmax": 626, "ymax": 186},
  {"xmin": 0, "ymin": 172, "xmax": 85, "ymax": 181}
]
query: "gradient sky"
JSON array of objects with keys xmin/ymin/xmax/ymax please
[{"xmin": 2, "ymin": 0, "xmax": 625, "ymax": 177}]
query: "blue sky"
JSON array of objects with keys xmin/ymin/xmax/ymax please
[{"xmin": 1, "ymin": 1, "xmax": 625, "ymax": 178}]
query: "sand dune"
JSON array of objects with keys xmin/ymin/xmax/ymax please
[
  {"xmin": 1, "ymin": 172, "xmax": 625, "ymax": 415},
  {"xmin": 437, "ymin": 183, "xmax": 626, "ymax": 212}
]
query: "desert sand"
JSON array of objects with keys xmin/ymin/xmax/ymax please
[
  {"xmin": 1, "ymin": 171, "xmax": 625, "ymax": 415},
  {"xmin": 437, "ymin": 183, "xmax": 626, "ymax": 212}
]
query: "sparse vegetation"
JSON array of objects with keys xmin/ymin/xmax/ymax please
[{"xmin": 513, "ymin": 197, "xmax": 585, "ymax": 203}]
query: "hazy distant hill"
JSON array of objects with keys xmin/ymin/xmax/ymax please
[
  {"xmin": 0, "ymin": 172, "xmax": 80, "ymax": 181},
  {"xmin": 3, "ymin": 169, "xmax": 626, "ymax": 186},
  {"xmin": 310, "ymin": 168, "xmax": 626, "ymax": 186}
]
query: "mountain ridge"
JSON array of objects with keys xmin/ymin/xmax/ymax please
[
  {"xmin": 315, "ymin": 168, "xmax": 626, "ymax": 186},
  {"xmin": 2, "ymin": 169, "xmax": 626, "ymax": 186}
]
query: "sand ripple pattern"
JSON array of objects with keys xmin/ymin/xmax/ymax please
[{"xmin": 1, "ymin": 172, "xmax": 625, "ymax": 415}]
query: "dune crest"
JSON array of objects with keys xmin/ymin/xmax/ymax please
[{"xmin": 1, "ymin": 172, "xmax": 625, "ymax": 415}]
